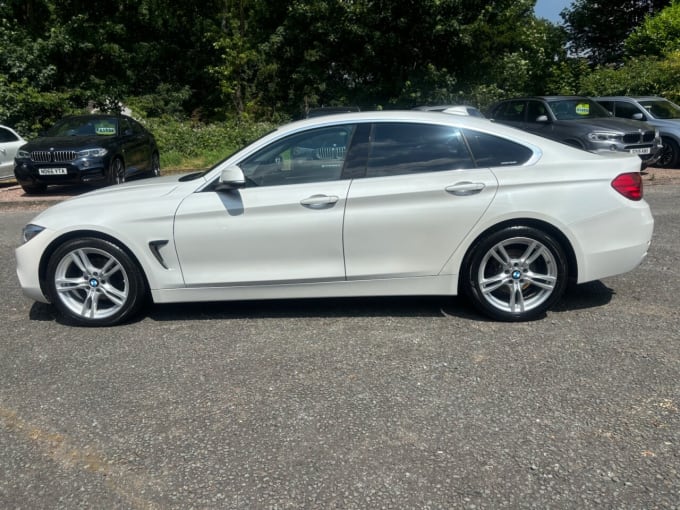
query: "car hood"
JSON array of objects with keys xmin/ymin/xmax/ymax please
[
  {"xmin": 80, "ymin": 173, "xmax": 194, "ymax": 198},
  {"xmin": 556, "ymin": 117, "xmax": 654, "ymax": 132},
  {"xmin": 21, "ymin": 136, "xmax": 117, "ymax": 150},
  {"xmin": 645, "ymin": 117, "xmax": 680, "ymax": 131},
  {"xmin": 30, "ymin": 173, "xmax": 206, "ymax": 227}
]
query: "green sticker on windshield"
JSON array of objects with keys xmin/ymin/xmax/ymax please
[
  {"xmin": 95, "ymin": 126, "xmax": 116, "ymax": 135},
  {"xmin": 575, "ymin": 103, "xmax": 590, "ymax": 115}
]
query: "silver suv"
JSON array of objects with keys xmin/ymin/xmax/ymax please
[
  {"xmin": 593, "ymin": 96, "xmax": 680, "ymax": 168},
  {"xmin": 488, "ymin": 96, "xmax": 662, "ymax": 167}
]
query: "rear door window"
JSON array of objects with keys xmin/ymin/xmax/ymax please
[{"xmin": 366, "ymin": 123, "xmax": 474, "ymax": 177}]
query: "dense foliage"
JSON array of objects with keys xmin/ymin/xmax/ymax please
[{"xmin": 2, "ymin": 0, "xmax": 680, "ymax": 168}]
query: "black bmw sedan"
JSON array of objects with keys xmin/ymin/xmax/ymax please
[{"xmin": 14, "ymin": 114, "xmax": 160, "ymax": 194}]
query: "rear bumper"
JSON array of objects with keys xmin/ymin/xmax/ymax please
[{"xmin": 575, "ymin": 204, "xmax": 654, "ymax": 283}]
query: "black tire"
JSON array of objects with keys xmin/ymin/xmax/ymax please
[
  {"xmin": 656, "ymin": 137, "xmax": 679, "ymax": 169},
  {"xmin": 20, "ymin": 183, "xmax": 47, "ymax": 194},
  {"xmin": 151, "ymin": 152, "xmax": 161, "ymax": 177},
  {"xmin": 107, "ymin": 157, "xmax": 125, "ymax": 185},
  {"xmin": 462, "ymin": 226, "xmax": 568, "ymax": 321},
  {"xmin": 45, "ymin": 237, "xmax": 147, "ymax": 326}
]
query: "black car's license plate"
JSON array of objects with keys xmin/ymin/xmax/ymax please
[{"xmin": 38, "ymin": 168, "xmax": 68, "ymax": 175}]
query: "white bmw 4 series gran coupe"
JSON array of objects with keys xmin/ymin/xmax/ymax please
[{"xmin": 16, "ymin": 111, "xmax": 654, "ymax": 326}]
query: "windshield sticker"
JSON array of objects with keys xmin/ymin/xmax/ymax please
[
  {"xmin": 575, "ymin": 103, "xmax": 590, "ymax": 116},
  {"xmin": 95, "ymin": 126, "xmax": 116, "ymax": 135}
]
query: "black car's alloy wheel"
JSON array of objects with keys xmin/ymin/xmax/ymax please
[
  {"xmin": 46, "ymin": 237, "xmax": 147, "ymax": 326},
  {"xmin": 108, "ymin": 157, "xmax": 125, "ymax": 185},
  {"xmin": 151, "ymin": 152, "xmax": 161, "ymax": 177},
  {"xmin": 20, "ymin": 183, "xmax": 47, "ymax": 194},
  {"xmin": 463, "ymin": 226, "xmax": 568, "ymax": 321}
]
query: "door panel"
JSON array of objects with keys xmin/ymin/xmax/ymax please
[
  {"xmin": 343, "ymin": 168, "xmax": 498, "ymax": 279},
  {"xmin": 173, "ymin": 181, "xmax": 351, "ymax": 286}
]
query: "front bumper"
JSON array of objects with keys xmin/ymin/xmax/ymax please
[
  {"xmin": 16, "ymin": 227, "xmax": 55, "ymax": 304},
  {"xmin": 14, "ymin": 157, "xmax": 110, "ymax": 187}
]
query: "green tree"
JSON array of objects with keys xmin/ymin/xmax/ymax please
[
  {"xmin": 562, "ymin": 0, "xmax": 670, "ymax": 65},
  {"xmin": 626, "ymin": 0, "xmax": 680, "ymax": 56}
]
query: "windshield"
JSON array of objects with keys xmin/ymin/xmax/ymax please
[
  {"xmin": 547, "ymin": 99, "xmax": 610, "ymax": 120},
  {"xmin": 639, "ymin": 99, "xmax": 680, "ymax": 120},
  {"xmin": 47, "ymin": 117, "xmax": 118, "ymax": 137}
]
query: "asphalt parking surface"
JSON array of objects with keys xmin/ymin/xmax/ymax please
[{"xmin": 1, "ymin": 185, "xmax": 679, "ymax": 509}]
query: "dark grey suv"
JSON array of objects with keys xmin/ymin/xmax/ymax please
[
  {"xmin": 488, "ymin": 96, "xmax": 661, "ymax": 167},
  {"xmin": 594, "ymin": 96, "xmax": 680, "ymax": 168}
]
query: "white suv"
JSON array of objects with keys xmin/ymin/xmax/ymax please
[{"xmin": 0, "ymin": 125, "xmax": 25, "ymax": 180}]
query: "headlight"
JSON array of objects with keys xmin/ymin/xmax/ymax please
[
  {"xmin": 587, "ymin": 131, "xmax": 623, "ymax": 142},
  {"xmin": 16, "ymin": 149, "xmax": 30, "ymax": 159},
  {"xmin": 22, "ymin": 224, "xmax": 45, "ymax": 243},
  {"xmin": 77, "ymin": 148, "xmax": 108, "ymax": 158}
]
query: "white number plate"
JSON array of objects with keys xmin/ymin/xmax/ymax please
[
  {"xmin": 629, "ymin": 148, "xmax": 651, "ymax": 155},
  {"xmin": 38, "ymin": 168, "xmax": 68, "ymax": 175}
]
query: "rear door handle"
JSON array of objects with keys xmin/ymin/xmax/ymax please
[
  {"xmin": 445, "ymin": 182, "xmax": 485, "ymax": 196},
  {"xmin": 300, "ymin": 194, "xmax": 339, "ymax": 208}
]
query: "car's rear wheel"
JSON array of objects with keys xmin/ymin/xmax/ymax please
[
  {"xmin": 46, "ymin": 238, "xmax": 147, "ymax": 326},
  {"xmin": 462, "ymin": 226, "xmax": 568, "ymax": 321},
  {"xmin": 107, "ymin": 157, "xmax": 125, "ymax": 185},
  {"xmin": 657, "ymin": 137, "xmax": 679, "ymax": 169}
]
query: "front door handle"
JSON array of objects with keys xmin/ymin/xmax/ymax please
[
  {"xmin": 300, "ymin": 194, "xmax": 339, "ymax": 208},
  {"xmin": 445, "ymin": 182, "xmax": 485, "ymax": 196}
]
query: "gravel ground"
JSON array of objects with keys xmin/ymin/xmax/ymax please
[{"xmin": 1, "ymin": 185, "xmax": 679, "ymax": 509}]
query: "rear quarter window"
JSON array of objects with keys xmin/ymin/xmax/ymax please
[{"xmin": 462, "ymin": 129, "xmax": 534, "ymax": 167}]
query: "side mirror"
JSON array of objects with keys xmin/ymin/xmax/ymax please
[
  {"xmin": 632, "ymin": 113, "xmax": 644, "ymax": 121},
  {"xmin": 536, "ymin": 115, "xmax": 549, "ymax": 123},
  {"xmin": 216, "ymin": 165, "xmax": 246, "ymax": 191}
]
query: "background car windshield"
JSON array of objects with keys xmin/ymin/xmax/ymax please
[
  {"xmin": 47, "ymin": 117, "xmax": 118, "ymax": 136},
  {"xmin": 639, "ymin": 100, "xmax": 680, "ymax": 119},
  {"xmin": 547, "ymin": 99, "xmax": 610, "ymax": 120}
]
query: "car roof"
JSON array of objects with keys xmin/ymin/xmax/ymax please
[
  {"xmin": 281, "ymin": 109, "xmax": 488, "ymax": 128},
  {"xmin": 592, "ymin": 96, "xmax": 667, "ymax": 101},
  {"xmin": 57, "ymin": 114, "xmax": 130, "ymax": 121},
  {"xmin": 260, "ymin": 109, "xmax": 569, "ymax": 150},
  {"xmin": 496, "ymin": 96, "xmax": 592, "ymax": 102}
]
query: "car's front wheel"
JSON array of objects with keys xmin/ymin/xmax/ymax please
[
  {"xmin": 462, "ymin": 226, "xmax": 568, "ymax": 321},
  {"xmin": 107, "ymin": 157, "xmax": 125, "ymax": 185},
  {"xmin": 151, "ymin": 151, "xmax": 161, "ymax": 177},
  {"xmin": 45, "ymin": 238, "xmax": 147, "ymax": 326},
  {"xmin": 657, "ymin": 137, "xmax": 679, "ymax": 169},
  {"xmin": 20, "ymin": 183, "xmax": 47, "ymax": 194}
]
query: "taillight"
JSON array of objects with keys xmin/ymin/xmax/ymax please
[{"xmin": 611, "ymin": 173, "xmax": 643, "ymax": 201}]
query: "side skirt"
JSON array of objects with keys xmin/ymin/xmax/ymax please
[{"xmin": 151, "ymin": 275, "xmax": 458, "ymax": 304}]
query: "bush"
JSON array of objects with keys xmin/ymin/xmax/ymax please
[{"xmin": 142, "ymin": 117, "xmax": 277, "ymax": 170}]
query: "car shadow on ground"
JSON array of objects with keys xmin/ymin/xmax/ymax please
[{"xmin": 28, "ymin": 281, "xmax": 614, "ymax": 326}]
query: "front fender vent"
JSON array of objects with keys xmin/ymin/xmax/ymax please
[{"xmin": 149, "ymin": 240, "xmax": 170, "ymax": 269}]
